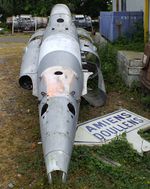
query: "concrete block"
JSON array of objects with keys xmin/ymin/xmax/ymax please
[
  {"xmin": 117, "ymin": 50, "xmax": 144, "ymax": 87},
  {"xmin": 118, "ymin": 51, "xmax": 143, "ymax": 67}
]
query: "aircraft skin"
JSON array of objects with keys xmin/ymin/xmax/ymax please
[{"xmin": 19, "ymin": 4, "xmax": 106, "ymax": 183}]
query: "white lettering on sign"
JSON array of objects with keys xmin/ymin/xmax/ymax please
[{"xmin": 76, "ymin": 109, "xmax": 150, "ymax": 142}]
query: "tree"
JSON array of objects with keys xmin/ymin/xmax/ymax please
[
  {"xmin": 74, "ymin": 0, "xmax": 112, "ymax": 17},
  {"xmin": 0, "ymin": 0, "xmax": 112, "ymax": 18},
  {"xmin": 0, "ymin": 0, "xmax": 13, "ymax": 16}
]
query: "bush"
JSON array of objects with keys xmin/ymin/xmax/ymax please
[
  {"xmin": 98, "ymin": 43, "xmax": 125, "ymax": 90},
  {"xmin": 141, "ymin": 95, "xmax": 150, "ymax": 108},
  {"xmin": 112, "ymin": 22, "xmax": 144, "ymax": 52}
]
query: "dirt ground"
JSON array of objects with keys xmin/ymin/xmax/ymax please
[{"xmin": 0, "ymin": 37, "xmax": 149, "ymax": 189}]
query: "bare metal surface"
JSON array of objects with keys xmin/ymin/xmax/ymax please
[
  {"xmin": 78, "ymin": 28, "xmax": 106, "ymax": 106},
  {"xmin": 6, "ymin": 15, "xmax": 48, "ymax": 31},
  {"xmin": 19, "ymin": 3, "xmax": 106, "ymax": 183},
  {"xmin": 77, "ymin": 28, "xmax": 93, "ymax": 42},
  {"xmin": 29, "ymin": 28, "xmax": 45, "ymax": 42}
]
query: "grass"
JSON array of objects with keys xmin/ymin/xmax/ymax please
[
  {"xmin": 98, "ymin": 41, "xmax": 150, "ymax": 142},
  {"xmin": 138, "ymin": 129, "xmax": 150, "ymax": 142},
  {"xmin": 12, "ymin": 140, "xmax": 150, "ymax": 189},
  {"xmin": 98, "ymin": 42, "xmax": 150, "ymax": 111},
  {"xmin": 0, "ymin": 37, "xmax": 149, "ymax": 189},
  {"xmin": 112, "ymin": 22, "xmax": 145, "ymax": 52},
  {"xmin": 112, "ymin": 37, "xmax": 145, "ymax": 52}
]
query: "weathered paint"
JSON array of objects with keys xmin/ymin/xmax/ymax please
[
  {"xmin": 112, "ymin": 0, "xmax": 144, "ymax": 12},
  {"xmin": 144, "ymin": 0, "xmax": 149, "ymax": 43},
  {"xmin": 112, "ymin": 0, "xmax": 150, "ymax": 42},
  {"xmin": 117, "ymin": 50, "xmax": 143, "ymax": 87}
]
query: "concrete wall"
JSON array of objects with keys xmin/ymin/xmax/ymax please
[
  {"xmin": 112, "ymin": 0, "xmax": 144, "ymax": 12},
  {"xmin": 126, "ymin": 0, "xmax": 144, "ymax": 11}
]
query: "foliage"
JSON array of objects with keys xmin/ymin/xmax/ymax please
[
  {"xmin": 75, "ymin": 0, "xmax": 112, "ymax": 17},
  {"xmin": 0, "ymin": 35, "xmax": 149, "ymax": 188},
  {"xmin": 141, "ymin": 94, "xmax": 150, "ymax": 109},
  {"xmin": 14, "ymin": 136, "xmax": 150, "ymax": 188},
  {"xmin": 138, "ymin": 129, "xmax": 150, "ymax": 142},
  {"xmin": 99, "ymin": 22, "xmax": 149, "ymax": 110},
  {"xmin": 98, "ymin": 43, "xmax": 125, "ymax": 91},
  {"xmin": 112, "ymin": 22, "xmax": 144, "ymax": 52},
  {"xmin": 0, "ymin": 0, "xmax": 112, "ymax": 18},
  {"xmin": 98, "ymin": 42, "xmax": 150, "ymax": 112}
]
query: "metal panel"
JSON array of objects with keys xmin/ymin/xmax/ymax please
[
  {"xmin": 19, "ymin": 36, "xmax": 42, "ymax": 96},
  {"xmin": 100, "ymin": 11, "xmax": 143, "ymax": 42},
  {"xmin": 19, "ymin": 3, "xmax": 106, "ymax": 183}
]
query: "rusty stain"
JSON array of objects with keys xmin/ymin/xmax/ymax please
[{"xmin": 41, "ymin": 67, "xmax": 77, "ymax": 97}]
